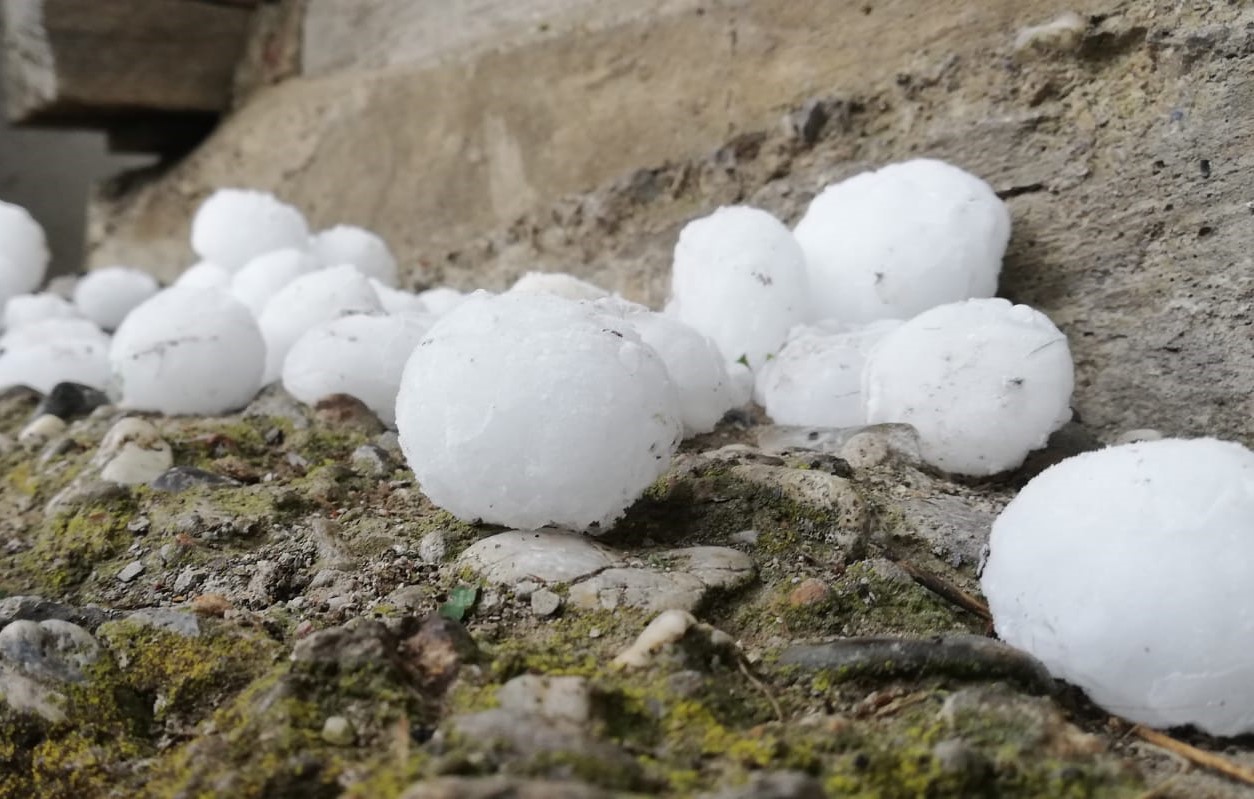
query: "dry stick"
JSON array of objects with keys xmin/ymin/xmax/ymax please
[
  {"xmin": 1133, "ymin": 725, "xmax": 1254, "ymax": 787},
  {"xmin": 894, "ymin": 560, "xmax": 992, "ymax": 622},
  {"xmin": 738, "ymin": 656, "xmax": 784, "ymax": 723}
]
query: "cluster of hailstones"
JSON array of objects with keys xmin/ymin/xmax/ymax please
[{"xmin": 2, "ymin": 157, "xmax": 1254, "ymax": 735}]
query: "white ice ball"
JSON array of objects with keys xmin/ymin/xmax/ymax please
[
  {"xmin": 370, "ymin": 280, "xmax": 432, "ymax": 320},
  {"xmin": 175, "ymin": 261, "xmax": 233, "ymax": 291},
  {"xmin": 669, "ymin": 206, "xmax": 810, "ymax": 370},
  {"xmin": 794, "ymin": 159, "xmax": 1010, "ymax": 323},
  {"xmin": 0, "ymin": 319, "xmax": 110, "ymax": 392},
  {"xmin": 4, "ymin": 293, "xmax": 81, "ymax": 330},
  {"xmin": 257, "ymin": 264, "xmax": 382, "ymax": 384},
  {"xmin": 282, "ymin": 314, "xmax": 430, "ymax": 427},
  {"xmin": 230, "ymin": 248, "xmax": 320, "ymax": 317},
  {"xmin": 72, "ymin": 267, "xmax": 159, "ymax": 331},
  {"xmin": 110, "ymin": 288, "xmax": 264, "ymax": 415},
  {"xmin": 863, "ymin": 298, "xmax": 1072, "ymax": 475},
  {"xmin": 757, "ymin": 320, "xmax": 900, "ymax": 428},
  {"xmin": 982, "ymin": 438, "xmax": 1254, "ymax": 736},
  {"xmin": 396, "ymin": 291, "xmax": 682, "ymax": 530},
  {"xmin": 311, "ymin": 225, "xmax": 398, "ymax": 287},
  {"xmin": 509, "ymin": 271, "xmax": 611, "ymax": 301},
  {"xmin": 190, "ymin": 189, "xmax": 309, "ymax": 272},
  {"xmin": 624, "ymin": 311, "xmax": 738, "ymax": 436},
  {"xmin": 0, "ymin": 202, "xmax": 49, "ymax": 304},
  {"xmin": 417, "ymin": 287, "xmax": 468, "ymax": 317}
]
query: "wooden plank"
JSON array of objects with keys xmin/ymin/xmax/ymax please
[{"xmin": 1, "ymin": 0, "xmax": 255, "ymax": 125}]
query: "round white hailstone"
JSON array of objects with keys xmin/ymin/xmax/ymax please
[
  {"xmin": 982, "ymin": 438, "xmax": 1254, "ymax": 735},
  {"xmin": 257, "ymin": 264, "xmax": 382, "ymax": 384},
  {"xmin": 4, "ymin": 293, "xmax": 81, "ymax": 330},
  {"xmin": 396, "ymin": 291, "xmax": 682, "ymax": 530},
  {"xmin": 370, "ymin": 279, "xmax": 432, "ymax": 319},
  {"xmin": 756, "ymin": 319, "xmax": 901, "ymax": 428},
  {"xmin": 230, "ymin": 248, "xmax": 320, "ymax": 317},
  {"xmin": 793, "ymin": 159, "xmax": 1010, "ymax": 324},
  {"xmin": 669, "ymin": 205, "xmax": 810, "ymax": 370},
  {"xmin": 509, "ymin": 271, "xmax": 611, "ymax": 301},
  {"xmin": 726, "ymin": 361, "xmax": 754, "ymax": 409},
  {"xmin": 110, "ymin": 287, "xmax": 264, "ymax": 415},
  {"xmin": 311, "ymin": 225, "xmax": 398, "ymax": 287},
  {"xmin": 0, "ymin": 202, "xmax": 49, "ymax": 304},
  {"xmin": 417, "ymin": 287, "xmax": 467, "ymax": 317},
  {"xmin": 190, "ymin": 189, "xmax": 309, "ymax": 272},
  {"xmin": 175, "ymin": 261, "xmax": 233, "ymax": 291},
  {"xmin": 862, "ymin": 298, "xmax": 1072, "ymax": 476},
  {"xmin": 0, "ymin": 319, "xmax": 110, "ymax": 392},
  {"xmin": 72, "ymin": 267, "xmax": 159, "ymax": 331},
  {"xmin": 282, "ymin": 314, "xmax": 429, "ymax": 427},
  {"xmin": 624, "ymin": 311, "xmax": 737, "ymax": 435}
]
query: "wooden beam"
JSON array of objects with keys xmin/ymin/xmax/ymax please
[{"xmin": 1, "ymin": 0, "xmax": 255, "ymax": 126}]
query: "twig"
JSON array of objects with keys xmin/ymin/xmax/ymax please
[
  {"xmin": 894, "ymin": 559, "xmax": 992, "ymax": 622},
  {"xmin": 738, "ymin": 656, "xmax": 784, "ymax": 723},
  {"xmin": 1133, "ymin": 725, "xmax": 1254, "ymax": 787}
]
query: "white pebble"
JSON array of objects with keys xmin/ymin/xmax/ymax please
[
  {"xmin": 257, "ymin": 265, "xmax": 383, "ymax": 384},
  {"xmin": 174, "ymin": 261, "xmax": 232, "ymax": 291},
  {"xmin": 0, "ymin": 202, "xmax": 49, "ymax": 305},
  {"xmin": 982, "ymin": 438, "xmax": 1254, "ymax": 736},
  {"xmin": 396, "ymin": 291, "xmax": 682, "ymax": 530},
  {"xmin": 509, "ymin": 271, "xmax": 611, "ymax": 301},
  {"xmin": 3, "ymin": 293, "xmax": 81, "ymax": 330},
  {"xmin": 230, "ymin": 248, "xmax": 319, "ymax": 317},
  {"xmin": 190, "ymin": 189, "xmax": 309, "ymax": 272},
  {"xmin": 863, "ymin": 298, "xmax": 1073, "ymax": 475},
  {"xmin": 668, "ymin": 206, "xmax": 810, "ymax": 369},
  {"xmin": 110, "ymin": 288, "xmax": 265, "ymax": 415},
  {"xmin": 282, "ymin": 314, "xmax": 430, "ymax": 427},
  {"xmin": 72, "ymin": 267, "xmax": 159, "ymax": 331},
  {"xmin": 794, "ymin": 159, "xmax": 1010, "ymax": 323},
  {"xmin": 311, "ymin": 225, "xmax": 398, "ymax": 287}
]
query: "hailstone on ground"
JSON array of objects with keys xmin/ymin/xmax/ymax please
[
  {"xmin": 509, "ymin": 271, "xmax": 611, "ymax": 301},
  {"xmin": 982, "ymin": 438, "xmax": 1254, "ymax": 736},
  {"xmin": 73, "ymin": 267, "xmax": 159, "ymax": 330},
  {"xmin": 190, "ymin": 189, "xmax": 309, "ymax": 272},
  {"xmin": 258, "ymin": 264, "xmax": 382, "ymax": 383},
  {"xmin": 311, "ymin": 225, "xmax": 398, "ymax": 287},
  {"xmin": 396, "ymin": 291, "xmax": 682, "ymax": 530},
  {"xmin": 370, "ymin": 280, "xmax": 432, "ymax": 319},
  {"xmin": 623, "ymin": 311, "xmax": 739, "ymax": 435},
  {"xmin": 282, "ymin": 314, "xmax": 429, "ymax": 427},
  {"xmin": 862, "ymin": 298, "xmax": 1072, "ymax": 475},
  {"xmin": 0, "ymin": 202, "xmax": 49, "ymax": 305},
  {"xmin": 175, "ymin": 261, "xmax": 233, "ymax": 291},
  {"xmin": 0, "ymin": 318, "xmax": 110, "ymax": 392},
  {"xmin": 110, "ymin": 287, "xmax": 264, "ymax": 415},
  {"xmin": 756, "ymin": 319, "xmax": 900, "ymax": 428},
  {"xmin": 230, "ymin": 248, "xmax": 320, "ymax": 317},
  {"xmin": 793, "ymin": 159, "xmax": 1010, "ymax": 323},
  {"xmin": 417, "ymin": 287, "xmax": 468, "ymax": 317},
  {"xmin": 669, "ymin": 206, "xmax": 810, "ymax": 369},
  {"xmin": 4, "ymin": 293, "xmax": 81, "ymax": 330}
]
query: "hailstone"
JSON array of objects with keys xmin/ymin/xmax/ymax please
[
  {"xmin": 230, "ymin": 248, "xmax": 320, "ymax": 317},
  {"xmin": 417, "ymin": 287, "xmax": 468, "ymax": 317},
  {"xmin": 623, "ymin": 311, "xmax": 739, "ymax": 435},
  {"xmin": 4, "ymin": 293, "xmax": 81, "ymax": 330},
  {"xmin": 0, "ymin": 202, "xmax": 49, "ymax": 304},
  {"xmin": 509, "ymin": 271, "xmax": 611, "ymax": 301},
  {"xmin": 370, "ymin": 280, "xmax": 431, "ymax": 319},
  {"xmin": 73, "ymin": 267, "xmax": 159, "ymax": 330},
  {"xmin": 756, "ymin": 320, "xmax": 900, "ymax": 428},
  {"xmin": 257, "ymin": 264, "xmax": 382, "ymax": 384},
  {"xmin": 669, "ymin": 206, "xmax": 810, "ymax": 369},
  {"xmin": 982, "ymin": 438, "xmax": 1254, "ymax": 736},
  {"xmin": 282, "ymin": 314, "xmax": 429, "ymax": 427},
  {"xmin": 190, "ymin": 189, "xmax": 309, "ymax": 272},
  {"xmin": 312, "ymin": 225, "xmax": 398, "ymax": 287},
  {"xmin": 862, "ymin": 298, "xmax": 1072, "ymax": 475},
  {"xmin": 175, "ymin": 261, "xmax": 232, "ymax": 290},
  {"xmin": 793, "ymin": 159, "xmax": 1010, "ymax": 323},
  {"xmin": 396, "ymin": 291, "xmax": 682, "ymax": 530},
  {"xmin": 110, "ymin": 287, "xmax": 264, "ymax": 415},
  {"xmin": 0, "ymin": 318, "xmax": 110, "ymax": 392}
]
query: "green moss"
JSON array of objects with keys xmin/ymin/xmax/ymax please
[{"xmin": 17, "ymin": 497, "xmax": 138, "ymax": 595}]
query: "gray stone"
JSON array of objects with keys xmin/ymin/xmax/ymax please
[
  {"xmin": 497, "ymin": 674, "xmax": 592, "ymax": 724},
  {"xmin": 529, "ymin": 588, "xmax": 562, "ymax": 618},
  {"xmin": 895, "ymin": 494, "xmax": 998, "ymax": 569},
  {"xmin": 0, "ymin": 619, "xmax": 99, "ymax": 683},
  {"xmin": 116, "ymin": 560, "xmax": 145, "ymax": 583},
  {"xmin": 0, "ymin": 665, "xmax": 67, "ymax": 723},
  {"xmin": 97, "ymin": 417, "xmax": 173, "ymax": 485},
  {"xmin": 0, "ymin": 595, "xmax": 110, "ymax": 631},
  {"xmin": 399, "ymin": 776, "xmax": 612, "ymax": 799},
  {"xmin": 350, "ymin": 444, "xmax": 393, "ymax": 475},
  {"xmin": 125, "ymin": 608, "xmax": 200, "ymax": 638},
  {"xmin": 729, "ymin": 463, "xmax": 868, "ymax": 552},
  {"xmin": 417, "ymin": 530, "xmax": 447, "ymax": 564},
  {"xmin": 457, "ymin": 529, "xmax": 621, "ymax": 586},
  {"xmin": 568, "ymin": 546, "xmax": 755, "ymax": 613},
  {"xmin": 150, "ymin": 466, "xmax": 240, "ymax": 492},
  {"xmin": 698, "ymin": 771, "xmax": 825, "ymax": 799}
]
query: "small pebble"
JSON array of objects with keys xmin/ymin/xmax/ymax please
[
  {"xmin": 730, "ymin": 529, "xmax": 760, "ymax": 546},
  {"xmin": 530, "ymin": 588, "xmax": 562, "ymax": 618},
  {"xmin": 116, "ymin": 561, "xmax": 145, "ymax": 583},
  {"xmin": 33, "ymin": 381, "xmax": 109, "ymax": 421},
  {"xmin": 417, "ymin": 531, "xmax": 447, "ymax": 564},
  {"xmin": 191, "ymin": 593, "xmax": 232, "ymax": 617},
  {"xmin": 350, "ymin": 444, "xmax": 392, "ymax": 476},
  {"xmin": 787, "ymin": 578, "xmax": 831, "ymax": 607},
  {"xmin": 321, "ymin": 715, "xmax": 355, "ymax": 746},
  {"xmin": 839, "ymin": 431, "xmax": 889, "ymax": 468},
  {"xmin": 150, "ymin": 466, "xmax": 240, "ymax": 493},
  {"xmin": 18, "ymin": 414, "xmax": 66, "ymax": 448}
]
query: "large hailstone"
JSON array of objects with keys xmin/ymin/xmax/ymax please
[
  {"xmin": 370, "ymin": 280, "xmax": 432, "ymax": 319},
  {"xmin": 669, "ymin": 206, "xmax": 810, "ymax": 369},
  {"xmin": 312, "ymin": 225, "xmax": 398, "ymax": 287},
  {"xmin": 110, "ymin": 288, "xmax": 264, "ymax": 414},
  {"xmin": 509, "ymin": 271, "xmax": 611, "ymax": 301},
  {"xmin": 0, "ymin": 318, "xmax": 111, "ymax": 392},
  {"xmin": 73, "ymin": 267, "xmax": 159, "ymax": 330},
  {"xmin": 756, "ymin": 320, "xmax": 900, "ymax": 428},
  {"xmin": 863, "ymin": 298, "xmax": 1072, "ymax": 475},
  {"xmin": 418, "ymin": 287, "xmax": 468, "ymax": 317},
  {"xmin": 794, "ymin": 159, "xmax": 1010, "ymax": 323},
  {"xmin": 982, "ymin": 438, "xmax": 1254, "ymax": 736},
  {"xmin": 4, "ymin": 293, "xmax": 81, "ymax": 330},
  {"xmin": 175, "ymin": 261, "xmax": 233, "ymax": 291},
  {"xmin": 190, "ymin": 189, "xmax": 309, "ymax": 272},
  {"xmin": 257, "ymin": 264, "xmax": 382, "ymax": 383},
  {"xmin": 230, "ymin": 248, "xmax": 320, "ymax": 317},
  {"xmin": 0, "ymin": 202, "xmax": 49, "ymax": 304},
  {"xmin": 282, "ymin": 314, "xmax": 429, "ymax": 427},
  {"xmin": 396, "ymin": 291, "xmax": 682, "ymax": 530}
]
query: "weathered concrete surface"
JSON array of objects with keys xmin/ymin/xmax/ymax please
[{"xmin": 91, "ymin": 0, "xmax": 1253, "ymax": 442}]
